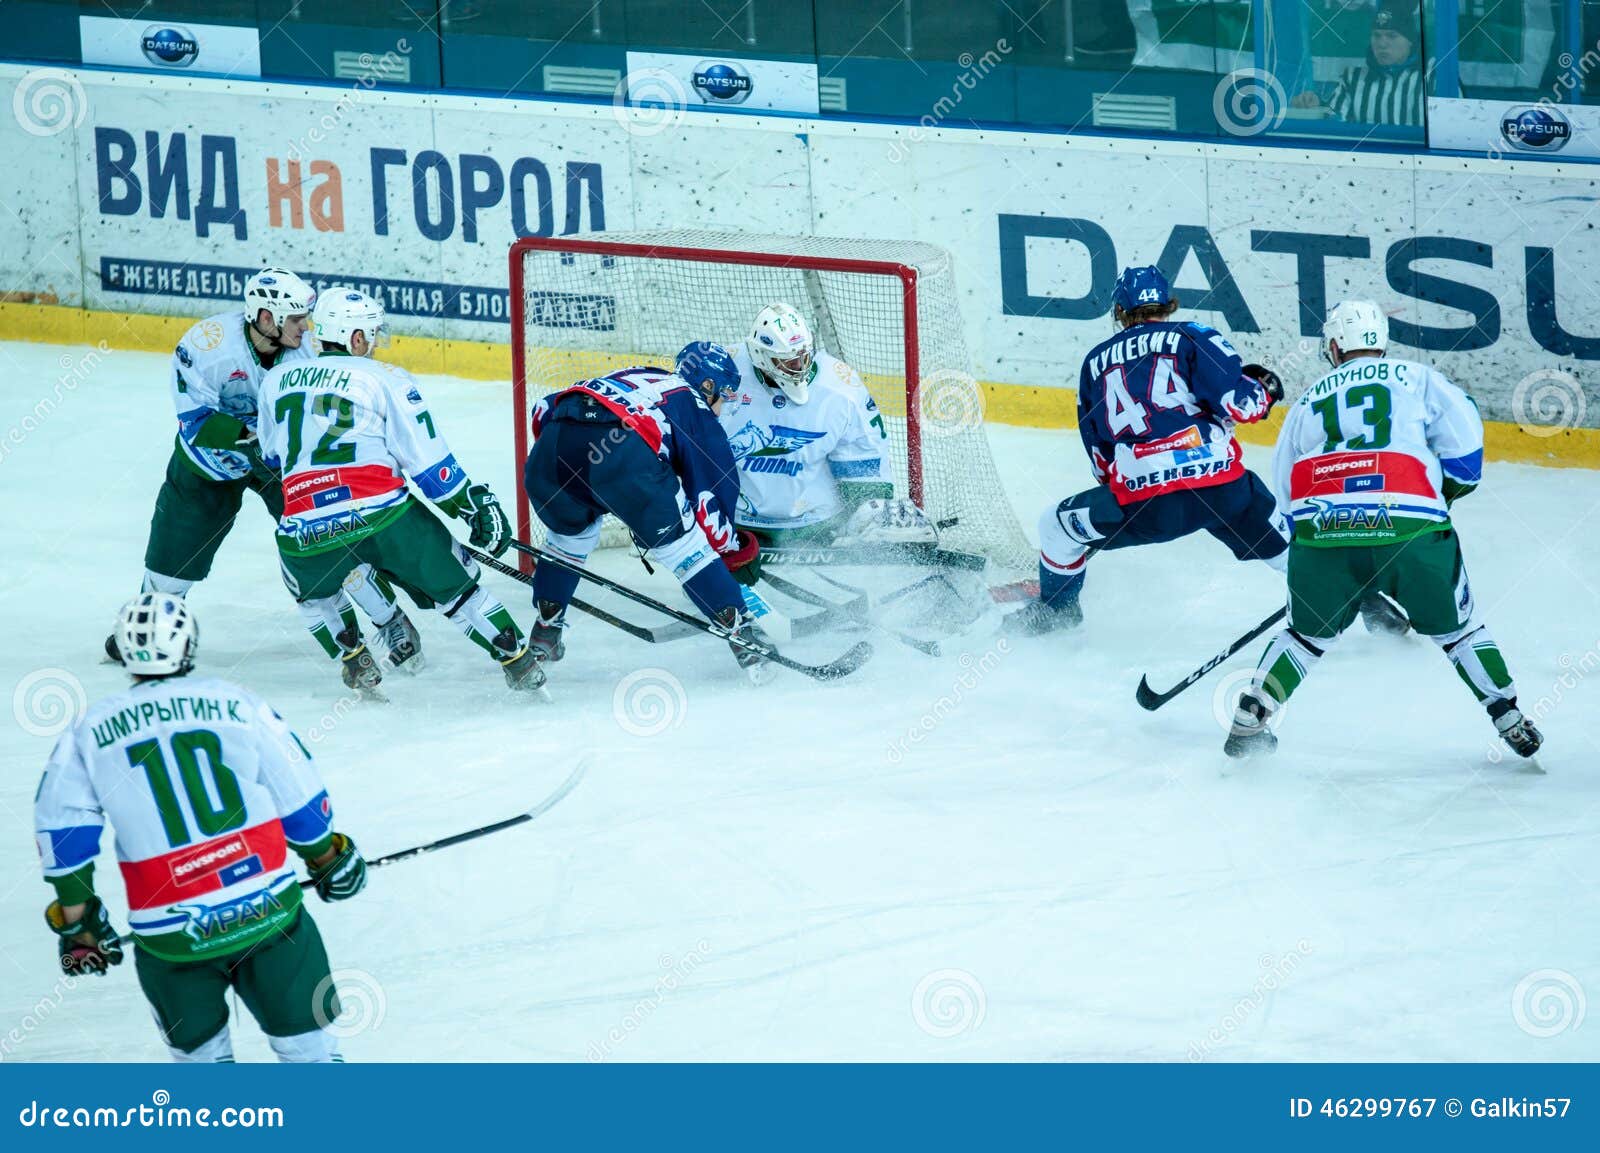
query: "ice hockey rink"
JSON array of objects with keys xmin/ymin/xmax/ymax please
[{"xmin": 1, "ymin": 338, "xmax": 1596, "ymax": 1063}]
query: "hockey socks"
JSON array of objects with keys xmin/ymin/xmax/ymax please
[
  {"xmin": 444, "ymin": 584, "xmax": 523, "ymax": 657},
  {"xmin": 1250, "ymin": 628, "xmax": 1327, "ymax": 706},
  {"xmin": 1440, "ymin": 625, "xmax": 1515, "ymax": 705},
  {"xmin": 297, "ymin": 595, "xmax": 360, "ymax": 660},
  {"xmin": 343, "ymin": 564, "xmax": 401, "ymax": 629}
]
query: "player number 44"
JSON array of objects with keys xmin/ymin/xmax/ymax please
[{"xmin": 1102, "ymin": 359, "xmax": 1200, "ymax": 437}]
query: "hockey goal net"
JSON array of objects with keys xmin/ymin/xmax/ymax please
[{"xmin": 510, "ymin": 230, "xmax": 1034, "ymax": 573}]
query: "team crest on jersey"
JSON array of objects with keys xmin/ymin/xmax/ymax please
[
  {"xmin": 771, "ymin": 394, "xmax": 787, "ymax": 409},
  {"xmin": 1306, "ymin": 498, "xmax": 1394, "ymax": 535},
  {"xmin": 175, "ymin": 343, "xmax": 193, "ymax": 367},
  {"xmin": 176, "ymin": 887, "xmax": 286, "ymax": 941},
  {"xmin": 727, "ymin": 421, "xmax": 825, "ymax": 460},
  {"xmin": 406, "ymin": 387, "xmax": 423, "ymax": 404}
]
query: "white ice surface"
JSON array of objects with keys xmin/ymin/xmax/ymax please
[{"xmin": 0, "ymin": 340, "xmax": 1596, "ymax": 1062}]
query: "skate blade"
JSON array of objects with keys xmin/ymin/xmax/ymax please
[{"xmin": 389, "ymin": 652, "xmax": 426, "ymax": 675}]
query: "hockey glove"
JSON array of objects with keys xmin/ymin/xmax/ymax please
[
  {"xmin": 46, "ymin": 897, "xmax": 125, "ymax": 976},
  {"xmin": 458, "ymin": 484, "xmax": 513, "ymax": 557},
  {"xmin": 723, "ymin": 529, "xmax": 764, "ymax": 586},
  {"xmin": 308, "ymin": 833, "xmax": 368, "ymax": 903},
  {"xmin": 1241, "ymin": 363, "xmax": 1284, "ymax": 404}
]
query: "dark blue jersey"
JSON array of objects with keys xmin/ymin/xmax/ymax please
[
  {"xmin": 533, "ymin": 367, "xmax": 741, "ymax": 552},
  {"xmin": 1076, "ymin": 321, "xmax": 1271, "ymax": 504}
]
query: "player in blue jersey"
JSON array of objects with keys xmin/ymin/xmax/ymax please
[
  {"xmin": 522, "ymin": 343, "xmax": 769, "ymax": 679},
  {"xmin": 1007, "ymin": 266, "xmax": 1290, "ymax": 635}
]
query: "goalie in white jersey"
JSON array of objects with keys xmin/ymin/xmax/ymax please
[
  {"xmin": 108, "ymin": 268, "xmax": 417, "ymax": 673},
  {"xmin": 715, "ymin": 304, "xmax": 935, "ymax": 549},
  {"xmin": 36, "ymin": 594, "xmax": 368, "ymax": 1062},
  {"xmin": 256, "ymin": 287, "xmax": 543, "ymax": 694},
  {"xmin": 1225, "ymin": 301, "xmax": 1542, "ymax": 760}
]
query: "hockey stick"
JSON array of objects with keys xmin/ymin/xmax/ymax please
[
  {"xmin": 773, "ymin": 570, "xmax": 944, "ymax": 657},
  {"xmin": 466, "ymin": 546, "xmax": 699, "ymax": 643},
  {"xmin": 758, "ymin": 543, "xmax": 989, "ymax": 572},
  {"xmin": 505, "ymin": 539, "xmax": 873, "ymax": 682},
  {"xmin": 1134, "ymin": 607, "xmax": 1287, "ymax": 711},
  {"xmin": 355, "ymin": 757, "xmax": 589, "ymax": 873},
  {"xmin": 113, "ymin": 761, "xmax": 590, "ymax": 943}
]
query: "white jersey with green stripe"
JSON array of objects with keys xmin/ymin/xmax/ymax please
[
  {"xmin": 255, "ymin": 351, "xmax": 470, "ymax": 553},
  {"xmin": 170, "ymin": 312, "xmax": 313, "ymax": 480},
  {"xmin": 1271, "ymin": 356, "xmax": 1484, "ymax": 546},
  {"xmin": 718, "ymin": 347, "xmax": 889, "ymax": 529},
  {"xmin": 33, "ymin": 676, "xmax": 335, "ymax": 961}
]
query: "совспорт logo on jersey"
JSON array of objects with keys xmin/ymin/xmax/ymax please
[
  {"xmin": 1500, "ymin": 105, "xmax": 1571, "ymax": 152},
  {"xmin": 692, "ymin": 61, "xmax": 753, "ymax": 105},
  {"xmin": 141, "ymin": 26, "xmax": 200, "ymax": 68}
]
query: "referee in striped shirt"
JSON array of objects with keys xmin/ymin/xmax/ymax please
[{"xmin": 1293, "ymin": 1, "xmax": 1426, "ymax": 127}]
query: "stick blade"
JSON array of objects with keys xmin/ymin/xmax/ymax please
[
  {"xmin": 780, "ymin": 639, "xmax": 875, "ymax": 681},
  {"xmin": 1134, "ymin": 675, "xmax": 1169, "ymax": 712}
]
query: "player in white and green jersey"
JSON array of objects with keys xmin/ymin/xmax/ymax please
[
  {"xmin": 109, "ymin": 268, "xmax": 422, "ymax": 674},
  {"xmin": 1225, "ymin": 301, "xmax": 1542, "ymax": 761},
  {"xmin": 256, "ymin": 286, "xmax": 543, "ymax": 694},
  {"xmin": 718, "ymin": 303, "xmax": 937, "ymax": 549},
  {"xmin": 36, "ymin": 594, "xmax": 368, "ymax": 1062}
]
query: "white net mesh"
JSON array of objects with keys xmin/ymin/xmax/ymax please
[{"xmin": 514, "ymin": 230, "xmax": 1034, "ymax": 573}]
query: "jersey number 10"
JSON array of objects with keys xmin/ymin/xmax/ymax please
[{"xmin": 127, "ymin": 729, "xmax": 247, "ymax": 849}]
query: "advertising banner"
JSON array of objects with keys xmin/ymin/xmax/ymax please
[
  {"xmin": 78, "ymin": 16, "xmax": 262, "ymax": 78},
  {"xmin": 624, "ymin": 51, "xmax": 819, "ymax": 116}
]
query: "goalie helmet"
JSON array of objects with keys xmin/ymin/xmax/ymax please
[
  {"xmin": 1324, "ymin": 300, "xmax": 1388, "ymax": 363},
  {"xmin": 746, "ymin": 303, "xmax": 815, "ymax": 404},
  {"xmin": 244, "ymin": 268, "xmax": 316, "ymax": 328},
  {"xmin": 114, "ymin": 593, "xmax": 198, "ymax": 677},
  {"xmin": 313, "ymin": 286, "xmax": 387, "ymax": 354}
]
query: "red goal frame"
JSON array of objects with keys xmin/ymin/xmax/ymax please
[{"xmin": 509, "ymin": 236, "xmax": 924, "ymax": 561}]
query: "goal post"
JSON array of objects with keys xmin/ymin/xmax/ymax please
[{"xmin": 509, "ymin": 230, "xmax": 1034, "ymax": 573}]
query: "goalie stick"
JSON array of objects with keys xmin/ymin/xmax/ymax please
[
  {"xmin": 764, "ymin": 570, "xmax": 943, "ymax": 657},
  {"xmin": 758, "ymin": 543, "xmax": 989, "ymax": 572},
  {"xmin": 1134, "ymin": 607, "xmax": 1288, "ymax": 711},
  {"xmin": 505, "ymin": 539, "xmax": 874, "ymax": 682},
  {"xmin": 115, "ymin": 760, "xmax": 590, "ymax": 943}
]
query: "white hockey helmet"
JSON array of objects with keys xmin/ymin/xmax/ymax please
[
  {"xmin": 313, "ymin": 286, "xmax": 387, "ymax": 354},
  {"xmin": 1324, "ymin": 300, "xmax": 1389, "ymax": 363},
  {"xmin": 244, "ymin": 268, "xmax": 316, "ymax": 328},
  {"xmin": 114, "ymin": 593, "xmax": 198, "ymax": 677},
  {"xmin": 747, "ymin": 303, "xmax": 815, "ymax": 403}
]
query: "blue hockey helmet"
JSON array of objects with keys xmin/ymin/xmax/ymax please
[
  {"xmin": 1112, "ymin": 266, "xmax": 1173, "ymax": 314},
  {"xmin": 675, "ymin": 341, "xmax": 741, "ymax": 403}
]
